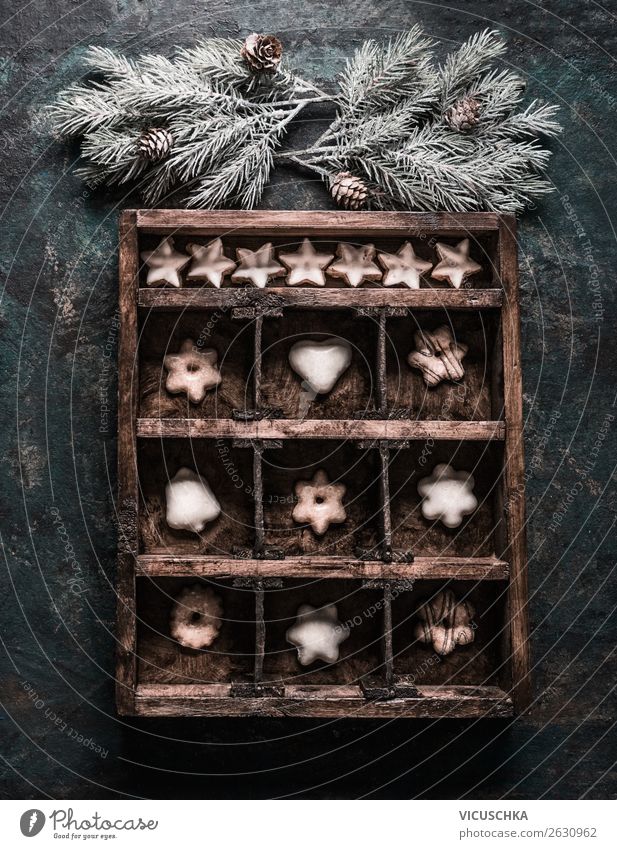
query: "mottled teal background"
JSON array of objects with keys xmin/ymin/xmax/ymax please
[{"xmin": 1, "ymin": 0, "xmax": 616, "ymax": 798}]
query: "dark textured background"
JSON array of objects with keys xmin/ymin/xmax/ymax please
[{"xmin": 1, "ymin": 0, "xmax": 616, "ymax": 799}]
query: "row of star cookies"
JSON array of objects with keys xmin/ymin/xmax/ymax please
[{"xmin": 141, "ymin": 236, "xmax": 483, "ymax": 290}]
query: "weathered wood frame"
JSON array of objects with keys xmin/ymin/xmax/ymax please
[{"xmin": 117, "ymin": 210, "xmax": 528, "ymax": 719}]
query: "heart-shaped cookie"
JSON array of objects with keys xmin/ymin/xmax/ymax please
[{"xmin": 288, "ymin": 337, "xmax": 352, "ymax": 395}]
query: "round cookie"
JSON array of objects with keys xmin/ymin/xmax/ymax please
[{"xmin": 170, "ymin": 584, "xmax": 223, "ymax": 649}]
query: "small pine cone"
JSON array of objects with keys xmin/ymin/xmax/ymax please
[
  {"xmin": 446, "ymin": 96, "xmax": 481, "ymax": 132},
  {"xmin": 137, "ymin": 128, "xmax": 173, "ymax": 162},
  {"xmin": 241, "ymin": 33, "xmax": 283, "ymax": 73},
  {"xmin": 330, "ymin": 171, "xmax": 369, "ymax": 211}
]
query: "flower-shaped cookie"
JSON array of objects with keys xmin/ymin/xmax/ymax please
[
  {"xmin": 286, "ymin": 603, "xmax": 350, "ymax": 665},
  {"xmin": 292, "ymin": 469, "xmax": 346, "ymax": 535},
  {"xmin": 378, "ymin": 241, "xmax": 432, "ymax": 288},
  {"xmin": 279, "ymin": 238, "xmax": 334, "ymax": 287},
  {"xmin": 431, "ymin": 238, "xmax": 482, "ymax": 289},
  {"xmin": 328, "ymin": 242, "xmax": 382, "ymax": 288},
  {"xmin": 407, "ymin": 325, "xmax": 468, "ymax": 386},
  {"xmin": 231, "ymin": 242, "xmax": 285, "ymax": 288},
  {"xmin": 414, "ymin": 589, "xmax": 475, "ymax": 656},
  {"xmin": 165, "ymin": 467, "xmax": 221, "ymax": 533},
  {"xmin": 141, "ymin": 236, "xmax": 190, "ymax": 288},
  {"xmin": 186, "ymin": 238, "xmax": 236, "ymax": 288},
  {"xmin": 163, "ymin": 338, "xmax": 222, "ymax": 404},
  {"xmin": 417, "ymin": 463, "xmax": 477, "ymax": 528}
]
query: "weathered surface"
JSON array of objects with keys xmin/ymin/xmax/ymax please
[{"xmin": 1, "ymin": 0, "xmax": 616, "ymax": 799}]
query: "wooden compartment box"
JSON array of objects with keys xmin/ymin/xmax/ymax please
[{"xmin": 118, "ymin": 210, "xmax": 528, "ymax": 719}]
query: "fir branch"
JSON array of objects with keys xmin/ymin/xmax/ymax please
[
  {"xmin": 177, "ymin": 38, "xmax": 299, "ymax": 101},
  {"xmin": 485, "ymin": 100, "xmax": 562, "ymax": 139},
  {"xmin": 438, "ymin": 29, "xmax": 506, "ymax": 107},
  {"xmin": 186, "ymin": 136, "xmax": 276, "ymax": 209},
  {"xmin": 337, "ymin": 26, "xmax": 438, "ymax": 116},
  {"xmin": 52, "ymin": 28, "xmax": 561, "ymax": 213},
  {"xmin": 83, "ymin": 46, "xmax": 141, "ymax": 80}
]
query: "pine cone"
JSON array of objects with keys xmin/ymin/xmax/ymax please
[
  {"xmin": 446, "ymin": 96, "xmax": 481, "ymax": 132},
  {"xmin": 137, "ymin": 128, "xmax": 173, "ymax": 162},
  {"xmin": 241, "ymin": 33, "xmax": 283, "ymax": 73},
  {"xmin": 330, "ymin": 171, "xmax": 369, "ymax": 211}
]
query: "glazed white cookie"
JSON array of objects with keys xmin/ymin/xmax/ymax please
[
  {"xmin": 165, "ymin": 467, "xmax": 221, "ymax": 533},
  {"xmin": 288, "ymin": 337, "xmax": 352, "ymax": 395},
  {"xmin": 292, "ymin": 469, "xmax": 346, "ymax": 535},
  {"xmin": 417, "ymin": 463, "xmax": 477, "ymax": 529},
  {"xmin": 170, "ymin": 584, "xmax": 223, "ymax": 649},
  {"xmin": 286, "ymin": 603, "xmax": 350, "ymax": 665},
  {"xmin": 431, "ymin": 238, "xmax": 482, "ymax": 289},
  {"xmin": 141, "ymin": 236, "xmax": 190, "ymax": 288},
  {"xmin": 378, "ymin": 241, "xmax": 432, "ymax": 288},
  {"xmin": 279, "ymin": 238, "xmax": 334, "ymax": 287},
  {"xmin": 186, "ymin": 238, "xmax": 236, "ymax": 288},
  {"xmin": 163, "ymin": 338, "xmax": 222, "ymax": 404},
  {"xmin": 328, "ymin": 242, "xmax": 382, "ymax": 288},
  {"xmin": 231, "ymin": 242, "xmax": 285, "ymax": 288}
]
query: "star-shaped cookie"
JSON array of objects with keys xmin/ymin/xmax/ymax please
[
  {"xmin": 431, "ymin": 238, "xmax": 482, "ymax": 289},
  {"xmin": 328, "ymin": 242, "xmax": 382, "ymax": 288},
  {"xmin": 279, "ymin": 238, "xmax": 334, "ymax": 287},
  {"xmin": 378, "ymin": 241, "xmax": 433, "ymax": 288},
  {"xmin": 417, "ymin": 463, "xmax": 478, "ymax": 529},
  {"xmin": 286, "ymin": 603, "xmax": 350, "ymax": 666},
  {"xmin": 163, "ymin": 338, "xmax": 222, "ymax": 404},
  {"xmin": 186, "ymin": 238, "xmax": 236, "ymax": 288},
  {"xmin": 231, "ymin": 242, "xmax": 285, "ymax": 289},
  {"xmin": 141, "ymin": 236, "xmax": 190, "ymax": 288},
  {"xmin": 292, "ymin": 469, "xmax": 346, "ymax": 535},
  {"xmin": 407, "ymin": 325, "xmax": 468, "ymax": 386}
]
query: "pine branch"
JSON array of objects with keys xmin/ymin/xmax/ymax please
[
  {"xmin": 83, "ymin": 45, "xmax": 141, "ymax": 80},
  {"xmin": 52, "ymin": 28, "xmax": 561, "ymax": 213},
  {"xmin": 337, "ymin": 26, "xmax": 438, "ymax": 116},
  {"xmin": 177, "ymin": 38, "xmax": 299, "ymax": 101},
  {"xmin": 438, "ymin": 29, "xmax": 506, "ymax": 107},
  {"xmin": 186, "ymin": 136, "xmax": 276, "ymax": 209},
  {"xmin": 485, "ymin": 100, "xmax": 562, "ymax": 139}
]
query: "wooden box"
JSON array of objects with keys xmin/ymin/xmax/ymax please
[{"xmin": 117, "ymin": 210, "xmax": 529, "ymax": 719}]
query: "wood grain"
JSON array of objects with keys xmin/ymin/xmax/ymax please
[
  {"xmin": 136, "ymin": 553, "xmax": 510, "ymax": 580},
  {"xmin": 498, "ymin": 215, "xmax": 531, "ymax": 712},
  {"xmin": 136, "ymin": 418, "xmax": 506, "ymax": 440},
  {"xmin": 135, "ymin": 209, "xmax": 502, "ymax": 235},
  {"xmin": 133, "ymin": 682, "xmax": 513, "ymax": 718},
  {"xmin": 139, "ymin": 287, "xmax": 503, "ymax": 311},
  {"xmin": 116, "ymin": 210, "xmax": 139, "ymax": 715}
]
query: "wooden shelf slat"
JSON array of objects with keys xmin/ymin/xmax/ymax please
[
  {"xmin": 137, "ymin": 418, "xmax": 506, "ymax": 441},
  {"xmin": 135, "ymin": 209, "xmax": 502, "ymax": 235},
  {"xmin": 131, "ymin": 682, "xmax": 513, "ymax": 718},
  {"xmin": 138, "ymin": 287, "xmax": 502, "ymax": 311},
  {"xmin": 136, "ymin": 554, "xmax": 509, "ymax": 581}
]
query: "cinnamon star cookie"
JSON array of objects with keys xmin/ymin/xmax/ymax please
[
  {"xmin": 231, "ymin": 242, "xmax": 285, "ymax": 289},
  {"xmin": 279, "ymin": 238, "xmax": 334, "ymax": 287},
  {"xmin": 328, "ymin": 242, "xmax": 382, "ymax": 288}
]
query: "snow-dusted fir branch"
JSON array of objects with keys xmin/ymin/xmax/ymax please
[
  {"xmin": 52, "ymin": 28, "xmax": 561, "ymax": 212},
  {"xmin": 286, "ymin": 27, "xmax": 561, "ymax": 213}
]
